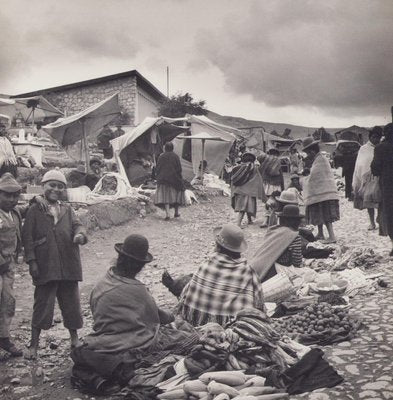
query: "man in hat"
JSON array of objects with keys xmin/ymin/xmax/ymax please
[
  {"xmin": 71, "ymin": 234, "xmax": 198, "ymax": 392},
  {"xmin": 178, "ymin": 223, "xmax": 264, "ymax": 326},
  {"xmin": 22, "ymin": 169, "xmax": 87, "ymax": 359},
  {"xmin": 0, "ymin": 173, "xmax": 23, "ymax": 356}
]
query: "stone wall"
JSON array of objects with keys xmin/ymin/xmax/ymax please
[{"xmin": 44, "ymin": 76, "xmax": 138, "ymax": 125}]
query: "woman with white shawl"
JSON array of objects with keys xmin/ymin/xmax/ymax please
[
  {"xmin": 352, "ymin": 127, "xmax": 383, "ymax": 230},
  {"xmin": 301, "ymin": 138, "xmax": 340, "ymax": 243}
]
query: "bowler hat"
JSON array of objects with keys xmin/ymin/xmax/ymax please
[
  {"xmin": 302, "ymin": 137, "xmax": 320, "ymax": 151},
  {"xmin": 0, "ymin": 173, "xmax": 22, "ymax": 193},
  {"xmin": 276, "ymin": 204, "xmax": 304, "ymax": 219},
  {"xmin": 115, "ymin": 234, "xmax": 153, "ymax": 263},
  {"xmin": 276, "ymin": 190, "xmax": 298, "ymax": 205},
  {"xmin": 213, "ymin": 223, "xmax": 248, "ymax": 253}
]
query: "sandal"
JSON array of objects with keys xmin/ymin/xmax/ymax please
[
  {"xmin": 164, "ymin": 216, "xmax": 170, "ymax": 221},
  {"xmin": 367, "ymin": 225, "xmax": 377, "ymax": 231},
  {"xmin": 174, "ymin": 213, "xmax": 180, "ymax": 218}
]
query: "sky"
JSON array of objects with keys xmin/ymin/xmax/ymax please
[{"xmin": 1, "ymin": 0, "xmax": 393, "ymax": 128}]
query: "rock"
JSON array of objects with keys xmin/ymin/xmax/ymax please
[
  {"xmin": 35, "ymin": 367, "xmax": 44, "ymax": 377},
  {"xmin": 11, "ymin": 377, "xmax": 21, "ymax": 384},
  {"xmin": 360, "ymin": 390, "xmax": 379, "ymax": 398},
  {"xmin": 362, "ymin": 381, "xmax": 389, "ymax": 390},
  {"xmin": 345, "ymin": 364, "xmax": 360, "ymax": 374},
  {"xmin": 308, "ymin": 393, "xmax": 330, "ymax": 400}
]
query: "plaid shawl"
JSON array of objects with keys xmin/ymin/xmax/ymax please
[
  {"xmin": 231, "ymin": 162, "xmax": 256, "ymax": 186},
  {"xmin": 178, "ymin": 253, "xmax": 264, "ymax": 327}
]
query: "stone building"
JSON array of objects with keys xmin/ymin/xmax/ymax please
[{"xmin": 12, "ymin": 70, "xmax": 166, "ymax": 126}]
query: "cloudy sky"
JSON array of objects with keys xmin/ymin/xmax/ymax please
[{"xmin": 1, "ymin": 0, "xmax": 392, "ymax": 128}]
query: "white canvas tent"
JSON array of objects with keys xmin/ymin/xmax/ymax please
[{"xmin": 111, "ymin": 114, "xmax": 238, "ymax": 184}]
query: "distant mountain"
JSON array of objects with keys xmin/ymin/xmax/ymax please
[{"xmin": 207, "ymin": 110, "xmax": 341, "ymax": 140}]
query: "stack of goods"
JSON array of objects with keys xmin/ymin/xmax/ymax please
[
  {"xmin": 157, "ymin": 370, "xmax": 289, "ymax": 399},
  {"xmin": 182, "ymin": 309, "xmax": 306, "ymax": 381},
  {"xmin": 272, "ymin": 302, "xmax": 361, "ymax": 345},
  {"xmin": 333, "ymin": 247, "xmax": 383, "ymax": 271}
]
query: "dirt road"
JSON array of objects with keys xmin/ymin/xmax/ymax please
[{"xmin": 1, "ymin": 195, "xmax": 393, "ymax": 399}]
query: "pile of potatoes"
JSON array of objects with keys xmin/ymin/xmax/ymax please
[{"xmin": 157, "ymin": 371, "xmax": 289, "ymax": 400}]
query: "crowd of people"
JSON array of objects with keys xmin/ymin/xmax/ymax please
[{"xmin": 1, "ymin": 121, "xmax": 393, "ymax": 395}]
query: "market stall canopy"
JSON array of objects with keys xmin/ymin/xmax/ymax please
[
  {"xmin": 43, "ymin": 93, "xmax": 120, "ymax": 147},
  {"xmin": 112, "ymin": 114, "xmax": 238, "ymax": 184},
  {"xmin": 176, "ymin": 132, "xmax": 232, "ymax": 183},
  {"xmin": 43, "ymin": 93, "xmax": 121, "ymax": 170},
  {"xmin": 0, "ymin": 96, "xmax": 63, "ymax": 124}
]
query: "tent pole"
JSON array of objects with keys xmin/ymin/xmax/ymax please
[
  {"xmin": 201, "ymin": 139, "xmax": 205, "ymax": 185},
  {"xmin": 82, "ymin": 120, "xmax": 90, "ymax": 173}
]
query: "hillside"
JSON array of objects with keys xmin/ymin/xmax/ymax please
[{"xmin": 207, "ymin": 110, "xmax": 340, "ymax": 139}]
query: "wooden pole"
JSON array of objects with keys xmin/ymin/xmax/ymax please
[
  {"xmin": 82, "ymin": 119, "xmax": 90, "ymax": 173},
  {"xmin": 201, "ymin": 139, "xmax": 205, "ymax": 185}
]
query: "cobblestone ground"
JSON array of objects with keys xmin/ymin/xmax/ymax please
[{"xmin": 0, "ymin": 194, "xmax": 392, "ymax": 400}]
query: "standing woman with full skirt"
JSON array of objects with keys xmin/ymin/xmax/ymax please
[
  {"xmin": 302, "ymin": 138, "xmax": 340, "ymax": 243},
  {"xmin": 154, "ymin": 141, "xmax": 185, "ymax": 220}
]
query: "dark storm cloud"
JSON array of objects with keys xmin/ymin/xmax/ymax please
[{"xmin": 193, "ymin": 0, "xmax": 393, "ymax": 116}]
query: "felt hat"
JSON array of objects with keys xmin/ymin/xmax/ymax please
[
  {"xmin": 276, "ymin": 204, "xmax": 305, "ymax": 219},
  {"xmin": 41, "ymin": 168, "xmax": 67, "ymax": 185},
  {"xmin": 276, "ymin": 190, "xmax": 298, "ymax": 204},
  {"xmin": 213, "ymin": 223, "xmax": 248, "ymax": 253},
  {"xmin": 115, "ymin": 234, "xmax": 153, "ymax": 263},
  {"xmin": 302, "ymin": 137, "xmax": 320, "ymax": 151},
  {"xmin": 0, "ymin": 173, "xmax": 22, "ymax": 193},
  {"xmin": 241, "ymin": 152, "xmax": 256, "ymax": 163}
]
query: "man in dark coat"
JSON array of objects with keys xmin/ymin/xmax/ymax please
[
  {"xmin": 371, "ymin": 123, "xmax": 393, "ymax": 256},
  {"xmin": 22, "ymin": 169, "xmax": 87, "ymax": 359}
]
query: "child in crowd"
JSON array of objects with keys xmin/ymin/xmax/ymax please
[{"xmin": 260, "ymin": 190, "xmax": 281, "ymax": 228}]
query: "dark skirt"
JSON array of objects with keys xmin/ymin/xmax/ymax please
[
  {"xmin": 154, "ymin": 184, "xmax": 185, "ymax": 208},
  {"xmin": 306, "ymin": 199, "xmax": 340, "ymax": 226},
  {"xmin": 231, "ymin": 194, "xmax": 257, "ymax": 216}
]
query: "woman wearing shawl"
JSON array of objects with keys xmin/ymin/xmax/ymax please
[
  {"xmin": 154, "ymin": 141, "xmax": 185, "ymax": 221},
  {"xmin": 231, "ymin": 152, "xmax": 265, "ymax": 226},
  {"xmin": 251, "ymin": 204, "xmax": 303, "ymax": 283},
  {"xmin": 302, "ymin": 138, "xmax": 340, "ymax": 243},
  {"xmin": 258, "ymin": 148, "xmax": 284, "ymax": 196},
  {"xmin": 178, "ymin": 224, "xmax": 264, "ymax": 326},
  {"xmin": 371, "ymin": 123, "xmax": 393, "ymax": 256},
  {"xmin": 353, "ymin": 127, "xmax": 383, "ymax": 230}
]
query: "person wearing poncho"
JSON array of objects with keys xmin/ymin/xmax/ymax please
[
  {"xmin": 251, "ymin": 205, "xmax": 303, "ymax": 283},
  {"xmin": 178, "ymin": 224, "xmax": 264, "ymax": 326},
  {"xmin": 71, "ymin": 234, "xmax": 198, "ymax": 394},
  {"xmin": 154, "ymin": 141, "xmax": 185, "ymax": 221},
  {"xmin": 231, "ymin": 152, "xmax": 265, "ymax": 226},
  {"xmin": 353, "ymin": 126, "xmax": 382, "ymax": 230},
  {"xmin": 371, "ymin": 123, "xmax": 393, "ymax": 256},
  {"xmin": 302, "ymin": 138, "xmax": 340, "ymax": 244}
]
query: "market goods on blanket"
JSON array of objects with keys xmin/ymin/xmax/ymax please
[
  {"xmin": 199, "ymin": 371, "xmax": 246, "ymax": 386},
  {"xmin": 184, "ymin": 380, "xmax": 208, "ymax": 393},
  {"xmin": 272, "ymin": 302, "xmax": 358, "ymax": 341},
  {"xmin": 213, "ymin": 394, "xmax": 230, "ymax": 400},
  {"xmin": 317, "ymin": 292, "xmax": 347, "ymax": 306},
  {"xmin": 157, "ymin": 388, "xmax": 187, "ymax": 399},
  {"xmin": 207, "ymin": 381, "xmax": 240, "ymax": 397},
  {"xmin": 333, "ymin": 247, "xmax": 382, "ymax": 271}
]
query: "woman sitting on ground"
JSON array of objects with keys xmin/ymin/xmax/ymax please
[
  {"xmin": 177, "ymin": 224, "xmax": 264, "ymax": 326},
  {"xmin": 251, "ymin": 204, "xmax": 303, "ymax": 283},
  {"xmin": 71, "ymin": 234, "xmax": 198, "ymax": 393}
]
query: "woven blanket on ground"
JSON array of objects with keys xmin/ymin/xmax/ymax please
[
  {"xmin": 303, "ymin": 153, "xmax": 339, "ymax": 206},
  {"xmin": 178, "ymin": 253, "xmax": 264, "ymax": 326},
  {"xmin": 250, "ymin": 225, "xmax": 298, "ymax": 281}
]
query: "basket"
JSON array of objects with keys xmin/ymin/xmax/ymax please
[
  {"xmin": 315, "ymin": 279, "xmax": 348, "ymax": 295},
  {"xmin": 262, "ymin": 272, "xmax": 296, "ymax": 303}
]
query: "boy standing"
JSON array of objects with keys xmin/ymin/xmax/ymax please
[{"xmin": 0, "ymin": 173, "xmax": 23, "ymax": 356}]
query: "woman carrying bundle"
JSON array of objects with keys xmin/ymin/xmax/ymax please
[{"xmin": 231, "ymin": 152, "xmax": 265, "ymax": 227}]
